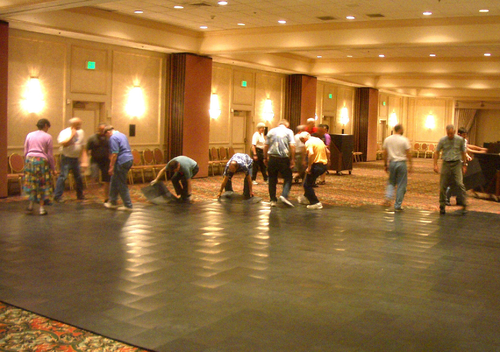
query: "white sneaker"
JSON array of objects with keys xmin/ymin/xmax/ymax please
[
  {"xmin": 252, "ymin": 181, "xmax": 259, "ymax": 185},
  {"xmin": 307, "ymin": 202, "xmax": 323, "ymax": 210},
  {"xmin": 279, "ymin": 196, "xmax": 294, "ymax": 207},
  {"xmin": 297, "ymin": 195, "xmax": 310, "ymax": 205},
  {"xmin": 104, "ymin": 202, "xmax": 118, "ymax": 209},
  {"xmin": 117, "ymin": 206, "xmax": 133, "ymax": 212},
  {"xmin": 270, "ymin": 201, "xmax": 277, "ymax": 207}
]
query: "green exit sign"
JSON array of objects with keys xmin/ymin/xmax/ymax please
[
  {"xmin": 328, "ymin": 94, "xmax": 333, "ymax": 99},
  {"xmin": 86, "ymin": 61, "xmax": 96, "ymax": 70},
  {"xmin": 241, "ymin": 81, "xmax": 247, "ymax": 87},
  {"xmin": 383, "ymin": 101, "xmax": 386, "ymax": 106}
]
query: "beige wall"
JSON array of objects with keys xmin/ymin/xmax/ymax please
[
  {"xmin": 210, "ymin": 63, "xmax": 285, "ymax": 151},
  {"xmin": 475, "ymin": 109, "xmax": 500, "ymax": 147},
  {"xmin": 316, "ymin": 81, "xmax": 355, "ymax": 134},
  {"xmin": 7, "ymin": 29, "xmax": 166, "ymax": 154}
]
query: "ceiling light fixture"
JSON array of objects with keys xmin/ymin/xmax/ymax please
[
  {"xmin": 278, "ymin": 20, "xmax": 287, "ymax": 24},
  {"xmin": 479, "ymin": 9, "xmax": 489, "ymax": 13},
  {"xmin": 484, "ymin": 53, "xmax": 491, "ymax": 57},
  {"xmin": 346, "ymin": 16, "xmax": 355, "ymax": 20},
  {"xmin": 347, "ymin": 55, "xmax": 353, "ymax": 58},
  {"xmin": 237, "ymin": 23, "xmax": 245, "ymax": 26},
  {"xmin": 317, "ymin": 55, "xmax": 322, "ymax": 58},
  {"xmin": 429, "ymin": 54, "xmax": 436, "ymax": 57},
  {"xmin": 134, "ymin": 10, "xmax": 143, "ymax": 14},
  {"xmin": 200, "ymin": 26, "xmax": 208, "ymax": 29},
  {"xmin": 423, "ymin": 11, "xmax": 432, "ymax": 16},
  {"xmin": 174, "ymin": 5, "xmax": 183, "ymax": 9},
  {"xmin": 218, "ymin": 1, "xmax": 228, "ymax": 5},
  {"xmin": 379, "ymin": 54, "xmax": 385, "ymax": 58}
]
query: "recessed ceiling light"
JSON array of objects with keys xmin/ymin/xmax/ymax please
[
  {"xmin": 379, "ymin": 54, "xmax": 385, "ymax": 58},
  {"xmin": 317, "ymin": 55, "xmax": 322, "ymax": 58},
  {"xmin": 278, "ymin": 20, "xmax": 287, "ymax": 24},
  {"xmin": 347, "ymin": 55, "xmax": 353, "ymax": 58},
  {"xmin": 346, "ymin": 16, "xmax": 355, "ymax": 20},
  {"xmin": 429, "ymin": 54, "xmax": 436, "ymax": 57},
  {"xmin": 218, "ymin": 1, "xmax": 228, "ymax": 5},
  {"xmin": 479, "ymin": 9, "xmax": 489, "ymax": 13},
  {"xmin": 200, "ymin": 26, "xmax": 208, "ymax": 29},
  {"xmin": 484, "ymin": 53, "xmax": 491, "ymax": 56},
  {"xmin": 134, "ymin": 10, "xmax": 143, "ymax": 14},
  {"xmin": 237, "ymin": 23, "xmax": 245, "ymax": 26},
  {"xmin": 174, "ymin": 5, "xmax": 183, "ymax": 9},
  {"xmin": 423, "ymin": 11, "xmax": 432, "ymax": 16}
]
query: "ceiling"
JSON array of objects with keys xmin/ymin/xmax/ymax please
[{"xmin": 2, "ymin": 0, "xmax": 500, "ymax": 102}]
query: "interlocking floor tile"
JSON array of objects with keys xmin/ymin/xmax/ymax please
[{"xmin": 1, "ymin": 199, "xmax": 500, "ymax": 351}]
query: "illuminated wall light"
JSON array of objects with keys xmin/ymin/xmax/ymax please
[
  {"xmin": 262, "ymin": 99, "xmax": 274, "ymax": 121},
  {"xmin": 346, "ymin": 16, "xmax": 355, "ymax": 20},
  {"xmin": 126, "ymin": 86, "xmax": 146, "ymax": 117},
  {"xmin": 423, "ymin": 11, "xmax": 432, "ymax": 16},
  {"xmin": 479, "ymin": 9, "xmax": 489, "ymax": 13},
  {"xmin": 210, "ymin": 94, "xmax": 221, "ymax": 119},
  {"xmin": 22, "ymin": 77, "xmax": 45, "ymax": 114},
  {"xmin": 429, "ymin": 53, "xmax": 436, "ymax": 57},
  {"xmin": 174, "ymin": 5, "xmax": 184, "ymax": 9},
  {"xmin": 484, "ymin": 53, "xmax": 491, "ymax": 57},
  {"xmin": 389, "ymin": 110, "xmax": 398, "ymax": 130},
  {"xmin": 425, "ymin": 112, "xmax": 435, "ymax": 130},
  {"xmin": 340, "ymin": 105, "xmax": 349, "ymax": 134},
  {"xmin": 134, "ymin": 10, "xmax": 143, "ymax": 13},
  {"xmin": 278, "ymin": 20, "xmax": 287, "ymax": 24},
  {"xmin": 200, "ymin": 26, "xmax": 208, "ymax": 29}
]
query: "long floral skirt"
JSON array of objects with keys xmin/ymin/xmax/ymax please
[{"xmin": 23, "ymin": 156, "xmax": 52, "ymax": 202}]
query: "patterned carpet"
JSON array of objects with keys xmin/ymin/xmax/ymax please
[
  {"xmin": 0, "ymin": 302, "xmax": 150, "ymax": 352},
  {"xmin": 4, "ymin": 158, "xmax": 500, "ymax": 214}
]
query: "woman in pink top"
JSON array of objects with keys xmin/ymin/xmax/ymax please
[{"xmin": 24, "ymin": 118, "xmax": 55, "ymax": 215}]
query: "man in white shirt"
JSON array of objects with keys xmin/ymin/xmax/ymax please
[
  {"xmin": 383, "ymin": 124, "xmax": 412, "ymax": 211},
  {"xmin": 251, "ymin": 122, "xmax": 267, "ymax": 185},
  {"xmin": 53, "ymin": 117, "xmax": 86, "ymax": 202}
]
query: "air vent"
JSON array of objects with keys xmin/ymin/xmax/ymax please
[
  {"xmin": 317, "ymin": 16, "xmax": 336, "ymax": 21},
  {"xmin": 366, "ymin": 13, "xmax": 385, "ymax": 18},
  {"xmin": 190, "ymin": 2, "xmax": 211, "ymax": 6}
]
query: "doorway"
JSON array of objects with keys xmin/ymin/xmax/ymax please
[{"xmin": 232, "ymin": 110, "xmax": 253, "ymax": 154}]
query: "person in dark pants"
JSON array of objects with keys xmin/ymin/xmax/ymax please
[
  {"xmin": 251, "ymin": 122, "xmax": 268, "ymax": 185},
  {"xmin": 103, "ymin": 126, "xmax": 134, "ymax": 211},
  {"xmin": 151, "ymin": 156, "xmax": 199, "ymax": 202},
  {"xmin": 297, "ymin": 132, "xmax": 329, "ymax": 210},
  {"xmin": 434, "ymin": 124, "xmax": 468, "ymax": 215},
  {"xmin": 86, "ymin": 123, "xmax": 110, "ymax": 203},
  {"xmin": 264, "ymin": 120, "xmax": 295, "ymax": 207},
  {"xmin": 217, "ymin": 153, "xmax": 253, "ymax": 199}
]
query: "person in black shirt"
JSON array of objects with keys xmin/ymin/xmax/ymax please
[{"xmin": 86, "ymin": 123, "xmax": 110, "ymax": 202}]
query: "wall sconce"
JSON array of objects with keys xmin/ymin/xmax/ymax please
[
  {"xmin": 210, "ymin": 93, "xmax": 221, "ymax": 119},
  {"xmin": 389, "ymin": 110, "xmax": 398, "ymax": 134},
  {"xmin": 340, "ymin": 105, "xmax": 349, "ymax": 134},
  {"xmin": 263, "ymin": 99, "xmax": 274, "ymax": 121},
  {"xmin": 425, "ymin": 112, "xmax": 435, "ymax": 130},
  {"xmin": 22, "ymin": 77, "xmax": 44, "ymax": 114},
  {"xmin": 125, "ymin": 86, "xmax": 146, "ymax": 117}
]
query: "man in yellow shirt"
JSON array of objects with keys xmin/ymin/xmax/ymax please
[{"xmin": 297, "ymin": 132, "xmax": 329, "ymax": 209}]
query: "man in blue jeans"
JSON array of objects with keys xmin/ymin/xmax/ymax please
[
  {"xmin": 383, "ymin": 124, "xmax": 412, "ymax": 211},
  {"xmin": 264, "ymin": 120, "xmax": 295, "ymax": 207},
  {"xmin": 103, "ymin": 126, "xmax": 134, "ymax": 211},
  {"xmin": 151, "ymin": 156, "xmax": 199, "ymax": 202},
  {"xmin": 297, "ymin": 132, "xmax": 329, "ymax": 210},
  {"xmin": 53, "ymin": 117, "xmax": 86, "ymax": 202}
]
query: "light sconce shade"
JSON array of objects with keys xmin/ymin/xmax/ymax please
[
  {"xmin": 22, "ymin": 77, "xmax": 45, "ymax": 114},
  {"xmin": 126, "ymin": 86, "xmax": 146, "ymax": 117},
  {"xmin": 210, "ymin": 94, "xmax": 221, "ymax": 119},
  {"xmin": 389, "ymin": 110, "xmax": 398, "ymax": 128},
  {"xmin": 263, "ymin": 99, "xmax": 274, "ymax": 121},
  {"xmin": 425, "ymin": 112, "xmax": 435, "ymax": 129}
]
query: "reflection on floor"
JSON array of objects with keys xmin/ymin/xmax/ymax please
[{"xmin": 1, "ymin": 195, "xmax": 499, "ymax": 351}]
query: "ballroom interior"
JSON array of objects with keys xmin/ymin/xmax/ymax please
[{"xmin": 1, "ymin": 1, "xmax": 500, "ymax": 351}]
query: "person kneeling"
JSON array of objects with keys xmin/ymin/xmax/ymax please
[
  {"xmin": 217, "ymin": 153, "xmax": 254, "ymax": 200},
  {"xmin": 151, "ymin": 156, "xmax": 199, "ymax": 203}
]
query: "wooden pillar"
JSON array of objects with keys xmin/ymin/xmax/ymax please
[
  {"xmin": 0, "ymin": 21, "xmax": 8, "ymax": 198},
  {"xmin": 169, "ymin": 53, "xmax": 212, "ymax": 177},
  {"xmin": 285, "ymin": 74, "xmax": 317, "ymax": 131},
  {"xmin": 354, "ymin": 88, "xmax": 378, "ymax": 161}
]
